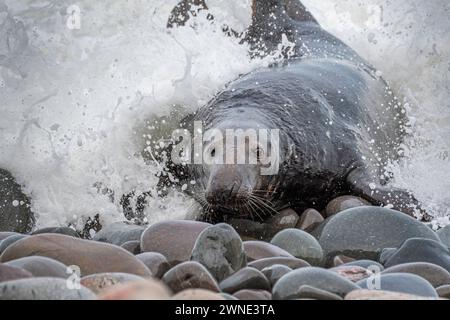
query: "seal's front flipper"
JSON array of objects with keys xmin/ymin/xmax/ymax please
[
  {"xmin": 346, "ymin": 167, "xmax": 431, "ymax": 221},
  {"xmin": 167, "ymin": 0, "xmax": 210, "ymax": 28}
]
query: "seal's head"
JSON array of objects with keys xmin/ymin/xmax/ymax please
[{"xmin": 190, "ymin": 117, "xmax": 283, "ymax": 221}]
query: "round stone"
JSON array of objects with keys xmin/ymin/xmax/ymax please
[
  {"xmin": 171, "ymin": 289, "xmax": 225, "ymax": 300},
  {"xmin": 99, "ymin": 279, "xmax": 172, "ymax": 300},
  {"xmin": 5, "ymin": 256, "xmax": 68, "ymax": 278},
  {"xmin": 0, "ymin": 264, "xmax": 33, "ymax": 282},
  {"xmin": 356, "ymin": 273, "xmax": 438, "ymax": 298},
  {"xmin": 346, "ymin": 289, "xmax": 438, "ymax": 300},
  {"xmin": 121, "ymin": 241, "xmax": 141, "ymax": 255},
  {"xmin": 233, "ymin": 289, "xmax": 272, "ymax": 300},
  {"xmin": 229, "ymin": 218, "xmax": 277, "ymax": 241},
  {"xmin": 332, "ymin": 255, "xmax": 356, "ymax": 267},
  {"xmin": 271, "ymin": 229, "xmax": 324, "ymax": 266},
  {"xmin": 141, "ymin": 220, "xmax": 210, "ymax": 266},
  {"xmin": 191, "ymin": 223, "xmax": 246, "ymax": 282},
  {"xmin": 329, "ymin": 266, "xmax": 372, "ymax": 282},
  {"xmin": 0, "ymin": 169, "xmax": 34, "ymax": 233},
  {"xmin": 383, "ymin": 262, "xmax": 450, "ymax": 288},
  {"xmin": 296, "ymin": 209, "xmax": 324, "ymax": 232},
  {"xmin": 314, "ymin": 207, "xmax": 441, "ymax": 264},
  {"xmin": 272, "ymin": 267, "xmax": 360, "ymax": 299},
  {"xmin": 0, "ymin": 234, "xmax": 151, "ymax": 277},
  {"xmin": 219, "ymin": 267, "xmax": 270, "ymax": 294},
  {"xmin": 0, "ymin": 232, "xmax": 19, "ymax": 241},
  {"xmin": 436, "ymin": 285, "xmax": 450, "ymax": 298},
  {"xmin": 0, "ymin": 234, "xmax": 28, "ymax": 254},
  {"xmin": 293, "ymin": 285, "xmax": 343, "ymax": 300},
  {"xmin": 341, "ymin": 260, "xmax": 384, "ymax": 271},
  {"xmin": 32, "ymin": 227, "xmax": 79, "ymax": 238},
  {"xmin": 243, "ymin": 241, "xmax": 293, "ymax": 262},
  {"xmin": 325, "ymin": 196, "xmax": 370, "ymax": 217},
  {"xmin": 265, "ymin": 208, "xmax": 300, "ymax": 231},
  {"xmin": 136, "ymin": 252, "xmax": 170, "ymax": 278},
  {"xmin": 0, "ymin": 277, "xmax": 96, "ymax": 300},
  {"xmin": 162, "ymin": 261, "xmax": 220, "ymax": 293},
  {"xmin": 261, "ymin": 264, "xmax": 292, "ymax": 286},
  {"xmin": 93, "ymin": 222, "xmax": 146, "ymax": 246},
  {"xmin": 248, "ymin": 257, "xmax": 310, "ymax": 271},
  {"xmin": 81, "ymin": 273, "xmax": 144, "ymax": 294},
  {"xmin": 437, "ymin": 225, "xmax": 450, "ymax": 248},
  {"xmin": 381, "ymin": 238, "xmax": 450, "ymax": 273}
]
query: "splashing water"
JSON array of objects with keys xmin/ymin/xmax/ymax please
[{"xmin": 0, "ymin": 0, "xmax": 449, "ymax": 229}]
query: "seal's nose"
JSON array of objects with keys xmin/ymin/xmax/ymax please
[{"xmin": 205, "ymin": 167, "xmax": 243, "ymax": 205}]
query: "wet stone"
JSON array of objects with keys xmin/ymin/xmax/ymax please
[
  {"xmin": 0, "ymin": 234, "xmax": 28, "ymax": 254},
  {"xmin": 261, "ymin": 264, "xmax": 292, "ymax": 286},
  {"xmin": 171, "ymin": 289, "xmax": 225, "ymax": 300},
  {"xmin": 346, "ymin": 289, "xmax": 438, "ymax": 300},
  {"xmin": 294, "ymin": 285, "xmax": 343, "ymax": 300},
  {"xmin": 121, "ymin": 241, "xmax": 141, "ymax": 255},
  {"xmin": 162, "ymin": 261, "xmax": 220, "ymax": 293},
  {"xmin": 32, "ymin": 227, "xmax": 79, "ymax": 238},
  {"xmin": 233, "ymin": 289, "xmax": 272, "ymax": 300},
  {"xmin": 271, "ymin": 228, "xmax": 324, "ymax": 266},
  {"xmin": 341, "ymin": 260, "xmax": 384, "ymax": 271},
  {"xmin": 332, "ymin": 255, "xmax": 356, "ymax": 267},
  {"xmin": 0, "ymin": 234, "xmax": 151, "ymax": 277},
  {"xmin": 248, "ymin": 257, "xmax": 310, "ymax": 271},
  {"xmin": 437, "ymin": 225, "xmax": 450, "ymax": 248},
  {"xmin": 436, "ymin": 285, "xmax": 450, "ymax": 298},
  {"xmin": 93, "ymin": 222, "xmax": 145, "ymax": 246},
  {"xmin": 135, "ymin": 252, "xmax": 170, "ymax": 278},
  {"xmin": 81, "ymin": 273, "xmax": 144, "ymax": 294},
  {"xmin": 191, "ymin": 223, "xmax": 246, "ymax": 282},
  {"xmin": 243, "ymin": 240, "xmax": 293, "ymax": 262},
  {"xmin": 381, "ymin": 238, "xmax": 450, "ymax": 273},
  {"xmin": 272, "ymin": 267, "xmax": 360, "ymax": 299},
  {"xmin": 219, "ymin": 267, "xmax": 270, "ymax": 294},
  {"xmin": 383, "ymin": 262, "xmax": 450, "ymax": 288},
  {"xmin": 0, "ymin": 277, "xmax": 96, "ymax": 300},
  {"xmin": 330, "ymin": 266, "xmax": 372, "ymax": 283},
  {"xmin": 5, "ymin": 256, "xmax": 68, "ymax": 278},
  {"xmin": 99, "ymin": 279, "xmax": 172, "ymax": 300},
  {"xmin": 325, "ymin": 196, "xmax": 370, "ymax": 217},
  {"xmin": 265, "ymin": 208, "xmax": 300, "ymax": 231},
  {"xmin": 314, "ymin": 207, "xmax": 440, "ymax": 264},
  {"xmin": 296, "ymin": 209, "xmax": 324, "ymax": 232},
  {"xmin": 0, "ymin": 264, "xmax": 33, "ymax": 283},
  {"xmin": 228, "ymin": 219, "xmax": 277, "ymax": 241},
  {"xmin": 141, "ymin": 220, "xmax": 210, "ymax": 266},
  {"xmin": 357, "ymin": 273, "xmax": 438, "ymax": 298}
]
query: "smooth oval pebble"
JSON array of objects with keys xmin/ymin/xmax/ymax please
[
  {"xmin": 342, "ymin": 260, "xmax": 384, "ymax": 271},
  {"xmin": 296, "ymin": 209, "xmax": 324, "ymax": 232},
  {"xmin": 325, "ymin": 196, "xmax": 370, "ymax": 217},
  {"xmin": 5, "ymin": 256, "xmax": 68, "ymax": 278},
  {"xmin": 261, "ymin": 264, "xmax": 292, "ymax": 286},
  {"xmin": 437, "ymin": 225, "xmax": 450, "ymax": 249},
  {"xmin": 243, "ymin": 241, "xmax": 293, "ymax": 262},
  {"xmin": 81, "ymin": 273, "xmax": 144, "ymax": 294},
  {"xmin": 436, "ymin": 285, "xmax": 450, "ymax": 298},
  {"xmin": 0, "ymin": 232, "xmax": 19, "ymax": 241},
  {"xmin": 345, "ymin": 289, "xmax": 438, "ymax": 300},
  {"xmin": 162, "ymin": 261, "xmax": 220, "ymax": 293},
  {"xmin": 219, "ymin": 267, "xmax": 270, "ymax": 294},
  {"xmin": 272, "ymin": 267, "xmax": 360, "ymax": 299},
  {"xmin": 136, "ymin": 252, "xmax": 170, "ymax": 278},
  {"xmin": 0, "ymin": 234, "xmax": 28, "ymax": 254},
  {"xmin": 382, "ymin": 238, "xmax": 450, "ymax": 273},
  {"xmin": 330, "ymin": 266, "xmax": 372, "ymax": 282},
  {"xmin": 233, "ymin": 289, "xmax": 272, "ymax": 300},
  {"xmin": 332, "ymin": 255, "xmax": 356, "ymax": 267},
  {"xmin": 248, "ymin": 257, "xmax": 310, "ymax": 271},
  {"xmin": 0, "ymin": 234, "xmax": 151, "ymax": 277},
  {"xmin": 121, "ymin": 241, "xmax": 141, "ymax": 255},
  {"xmin": 356, "ymin": 273, "xmax": 438, "ymax": 298},
  {"xmin": 99, "ymin": 279, "xmax": 171, "ymax": 300},
  {"xmin": 93, "ymin": 222, "xmax": 146, "ymax": 246},
  {"xmin": 266, "ymin": 208, "xmax": 300, "ymax": 231},
  {"xmin": 382, "ymin": 262, "xmax": 450, "ymax": 287},
  {"xmin": 191, "ymin": 223, "xmax": 246, "ymax": 282},
  {"xmin": 0, "ymin": 264, "xmax": 33, "ymax": 283},
  {"xmin": 271, "ymin": 229, "xmax": 324, "ymax": 266},
  {"xmin": 141, "ymin": 220, "xmax": 210, "ymax": 266},
  {"xmin": 314, "ymin": 207, "xmax": 441, "ymax": 263},
  {"xmin": 32, "ymin": 227, "xmax": 79, "ymax": 238},
  {"xmin": 171, "ymin": 289, "xmax": 225, "ymax": 300},
  {"xmin": 295, "ymin": 285, "xmax": 343, "ymax": 300},
  {"xmin": 0, "ymin": 277, "xmax": 96, "ymax": 300}
]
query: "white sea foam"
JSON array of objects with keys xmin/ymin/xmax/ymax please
[{"xmin": 0, "ymin": 0, "xmax": 449, "ymax": 228}]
